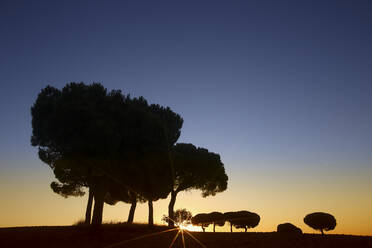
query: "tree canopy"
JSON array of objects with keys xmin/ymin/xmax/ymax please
[
  {"xmin": 191, "ymin": 213, "xmax": 212, "ymax": 232},
  {"xmin": 304, "ymin": 212, "xmax": 336, "ymax": 235},
  {"xmin": 224, "ymin": 211, "xmax": 260, "ymax": 232},
  {"xmin": 167, "ymin": 143, "xmax": 228, "ymax": 226},
  {"xmin": 31, "ymin": 82, "xmax": 183, "ymax": 226}
]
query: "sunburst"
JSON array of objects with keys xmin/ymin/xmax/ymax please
[{"xmin": 104, "ymin": 226, "xmax": 207, "ymax": 248}]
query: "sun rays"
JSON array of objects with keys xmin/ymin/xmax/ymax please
[{"xmin": 104, "ymin": 226, "xmax": 207, "ymax": 248}]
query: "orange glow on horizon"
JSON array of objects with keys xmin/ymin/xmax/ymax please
[{"xmin": 179, "ymin": 223, "xmax": 203, "ymax": 232}]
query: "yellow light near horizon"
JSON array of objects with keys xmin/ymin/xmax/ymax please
[{"xmin": 179, "ymin": 224, "xmax": 203, "ymax": 232}]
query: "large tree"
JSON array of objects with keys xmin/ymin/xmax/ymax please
[
  {"xmin": 31, "ymin": 82, "xmax": 183, "ymax": 226},
  {"xmin": 48, "ymin": 157, "xmax": 92, "ymax": 224},
  {"xmin": 104, "ymin": 100, "xmax": 183, "ymax": 227},
  {"xmin": 125, "ymin": 149, "xmax": 173, "ymax": 226},
  {"xmin": 167, "ymin": 143, "xmax": 228, "ymax": 227}
]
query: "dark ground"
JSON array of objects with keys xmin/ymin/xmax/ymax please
[{"xmin": 0, "ymin": 224, "xmax": 371, "ymax": 248}]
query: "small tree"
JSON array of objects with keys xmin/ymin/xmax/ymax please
[
  {"xmin": 163, "ymin": 208, "xmax": 192, "ymax": 226},
  {"xmin": 207, "ymin": 212, "xmax": 225, "ymax": 232},
  {"xmin": 304, "ymin": 212, "xmax": 336, "ymax": 235},
  {"xmin": 224, "ymin": 211, "xmax": 260, "ymax": 232},
  {"xmin": 191, "ymin": 213, "xmax": 211, "ymax": 232}
]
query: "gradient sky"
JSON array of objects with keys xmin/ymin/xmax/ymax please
[{"xmin": 0, "ymin": 0, "xmax": 371, "ymax": 235}]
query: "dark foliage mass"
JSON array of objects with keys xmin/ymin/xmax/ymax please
[
  {"xmin": 191, "ymin": 213, "xmax": 211, "ymax": 232},
  {"xmin": 31, "ymin": 83, "xmax": 183, "ymax": 226},
  {"xmin": 191, "ymin": 212, "xmax": 225, "ymax": 232},
  {"xmin": 304, "ymin": 212, "xmax": 336, "ymax": 235},
  {"xmin": 31, "ymin": 82, "xmax": 228, "ymax": 227},
  {"xmin": 277, "ymin": 223, "xmax": 302, "ymax": 234},
  {"xmin": 167, "ymin": 143, "xmax": 228, "ymax": 227},
  {"xmin": 192, "ymin": 210, "xmax": 259, "ymax": 232},
  {"xmin": 224, "ymin": 211, "xmax": 260, "ymax": 232}
]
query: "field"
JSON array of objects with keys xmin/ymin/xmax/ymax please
[{"xmin": 1, "ymin": 224, "xmax": 371, "ymax": 248}]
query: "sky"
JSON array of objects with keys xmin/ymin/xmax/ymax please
[{"xmin": 0, "ymin": 0, "xmax": 371, "ymax": 235}]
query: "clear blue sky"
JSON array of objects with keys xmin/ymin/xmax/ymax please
[{"xmin": 0, "ymin": 0, "xmax": 371, "ymax": 234}]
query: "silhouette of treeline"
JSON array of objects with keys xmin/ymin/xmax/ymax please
[
  {"xmin": 192, "ymin": 211, "xmax": 260, "ymax": 232},
  {"xmin": 31, "ymin": 82, "xmax": 228, "ymax": 227},
  {"xmin": 191, "ymin": 211, "xmax": 337, "ymax": 235},
  {"xmin": 275, "ymin": 212, "xmax": 336, "ymax": 235}
]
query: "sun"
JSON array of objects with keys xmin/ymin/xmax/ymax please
[{"xmin": 179, "ymin": 223, "xmax": 202, "ymax": 232}]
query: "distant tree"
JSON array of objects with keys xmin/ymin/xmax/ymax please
[
  {"xmin": 207, "ymin": 212, "xmax": 225, "ymax": 232},
  {"xmin": 224, "ymin": 211, "xmax": 260, "ymax": 232},
  {"xmin": 191, "ymin": 213, "xmax": 211, "ymax": 232},
  {"xmin": 163, "ymin": 208, "xmax": 192, "ymax": 226},
  {"xmin": 167, "ymin": 143, "xmax": 228, "ymax": 227},
  {"xmin": 223, "ymin": 212, "xmax": 236, "ymax": 232},
  {"xmin": 277, "ymin": 223, "xmax": 302, "ymax": 234},
  {"xmin": 304, "ymin": 212, "xmax": 336, "ymax": 235}
]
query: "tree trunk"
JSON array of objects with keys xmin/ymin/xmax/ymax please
[
  {"xmin": 213, "ymin": 223, "xmax": 216, "ymax": 232},
  {"xmin": 168, "ymin": 191, "xmax": 177, "ymax": 227},
  {"xmin": 230, "ymin": 223, "xmax": 233, "ymax": 233},
  {"xmin": 127, "ymin": 200, "xmax": 137, "ymax": 223},
  {"xmin": 148, "ymin": 200, "xmax": 154, "ymax": 227},
  {"xmin": 91, "ymin": 180, "xmax": 106, "ymax": 227},
  {"xmin": 321, "ymin": 229, "xmax": 324, "ymax": 235},
  {"xmin": 84, "ymin": 187, "xmax": 93, "ymax": 225},
  {"xmin": 244, "ymin": 227, "xmax": 247, "ymax": 232},
  {"xmin": 202, "ymin": 226, "xmax": 205, "ymax": 232}
]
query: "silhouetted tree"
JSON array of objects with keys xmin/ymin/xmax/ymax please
[
  {"xmin": 46, "ymin": 156, "xmax": 93, "ymax": 224},
  {"xmin": 127, "ymin": 149, "xmax": 173, "ymax": 226},
  {"xmin": 129, "ymin": 102, "xmax": 183, "ymax": 226},
  {"xmin": 104, "ymin": 182, "xmax": 145, "ymax": 223},
  {"xmin": 32, "ymin": 83, "xmax": 130, "ymax": 226},
  {"xmin": 31, "ymin": 83, "xmax": 183, "ymax": 227},
  {"xmin": 277, "ymin": 223, "xmax": 302, "ymax": 234},
  {"xmin": 224, "ymin": 211, "xmax": 260, "ymax": 232},
  {"xmin": 191, "ymin": 213, "xmax": 211, "ymax": 232},
  {"xmin": 207, "ymin": 212, "xmax": 225, "ymax": 232},
  {"xmin": 167, "ymin": 143, "xmax": 228, "ymax": 227},
  {"xmin": 304, "ymin": 212, "xmax": 336, "ymax": 235},
  {"xmin": 163, "ymin": 208, "xmax": 192, "ymax": 226}
]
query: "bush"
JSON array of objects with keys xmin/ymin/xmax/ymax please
[{"xmin": 277, "ymin": 223, "xmax": 302, "ymax": 234}]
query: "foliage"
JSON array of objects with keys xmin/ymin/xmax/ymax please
[
  {"xmin": 224, "ymin": 211, "xmax": 260, "ymax": 232},
  {"xmin": 191, "ymin": 213, "xmax": 212, "ymax": 231},
  {"xmin": 31, "ymin": 82, "xmax": 183, "ymax": 226},
  {"xmin": 304, "ymin": 212, "xmax": 336, "ymax": 235},
  {"xmin": 277, "ymin": 223, "xmax": 302, "ymax": 234},
  {"xmin": 171, "ymin": 143, "xmax": 228, "ymax": 197},
  {"xmin": 162, "ymin": 208, "xmax": 192, "ymax": 225},
  {"xmin": 167, "ymin": 143, "xmax": 228, "ymax": 226}
]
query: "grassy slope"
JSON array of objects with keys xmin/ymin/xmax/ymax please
[{"xmin": 1, "ymin": 224, "xmax": 371, "ymax": 248}]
